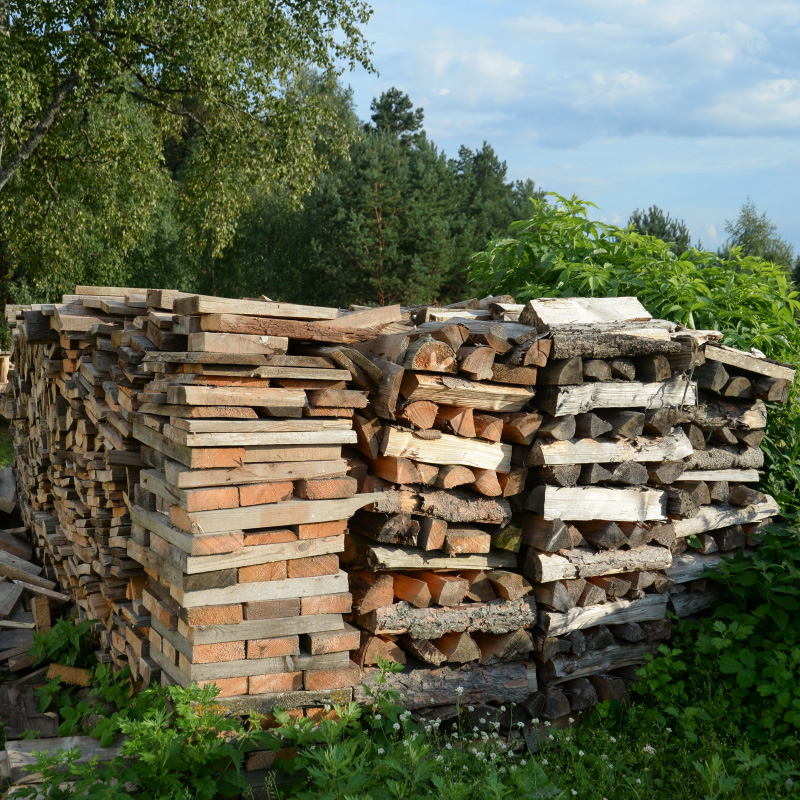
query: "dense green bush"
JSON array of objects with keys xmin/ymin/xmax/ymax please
[{"xmin": 470, "ymin": 192, "xmax": 800, "ymax": 520}]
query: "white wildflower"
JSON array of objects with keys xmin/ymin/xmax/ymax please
[
  {"xmin": 571, "ymin": 791, "xmax": 578, "ymax": 797},
  {"xmin": 377, "ymin": 748, "xmax": 385, "ymax": 755},
  {"xmin": 480, "ymin": 718, "xmax": 486, "ymax": 724},
  {"xmin": 609, "ymin": 736, "xmax": 617, "ymax": 743},
  {"xmin": 456, "ymin": 686, "xmax": 464, "ymax": 695},
  {"xmin": 541, "ymin": 758, "xmax": 549, "ymax": 766},
  {"xmin": 544, "ymin": 721, "xmax": 551, "ymax": 727},
  {"xmin": 468, "ymin": 706, "xmax": 474, "ymax": 712},
  {"xmin": 568, "ymin": 717, "xmax": 575, "ymax": 724},
  {"xmin": 578, "ymin": 750, "xmax": 584, "ymax": 757},
  {"xmin": 520, "ymin": 759, "xmax": 527, "ymax": 766},
  {"xmin": 436, "ymin": 754, "xmax": 444, "ymax": 762},
  {"xmin": 393, "ymin": 722, "xmax": 400, "ymax": 731},
  {"xmin": 549, "ymin": 735, "xmax": 554, "ymax": 741},
  {"xmin": 445, "ymin": 743, "xmax": 452, "ymax": 750},
  {"xmin": 636, "ymin": 779, "xmax": 642, "ymax": 785},
  {"xmin": 500, "ymin": 705, "xmax": 506, "ymax": 712},
  {"xmin": 643, "ymin": 744, "xmax": 655, "ymax": 754},
  {"xmin": 510, "ymin": 765, "xmax": 517, "ymax": 773},
  {"xmin": 517, "ymin": 721, "xmax": 525, "ymax": 729},
  {"xmin": 665, "ymin": 727, "xmax": 672, "ymax": 733},
  {"xmin": 601, "ymin": 754, "xmax": 608, "ymax": 760},
  {"xmin": 374, "ymin": 714, "xmax": 382, "ymax": 721}
]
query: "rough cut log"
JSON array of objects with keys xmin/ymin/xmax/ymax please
[
  {"xmin": 432, "ymin": 631, "xmax": 481, "ymax": 663},
  {"xmin": 574, "ymin": 412, "xmax": 613, "ymax": 438},
  {"xmin": 538, "ymin": 376, "xmax": 697, "ymax": 416},
  {"xmin": 354, "ymin": 662, "xmax": 533, "ymax": 709},
  {"xmin": 538, "ymin": 595, "xmax": 667, "ymax": 636},
  {"xmin": 583, "ymin": 359, "xmax": 613, "ymax": 382},
  {"xmin": 396, "ymin": 400, "xmax": 438, "ymax": 430},
  {"xmin": 486, "ymin": 570, "xmax": 532, "ymax": 601},
  {"xmin": 403, "ymin": 336, "xmax": 457, "ymax": 373},
  {"xmin": 527, "ymin": 485, "xmax": 667, "ymax": 522},
  {"xmin": 529, "ymin": 429, "xmax": 692, "ymax": 466},
  {"xmin": 457, "ymin": 346, "xmax": 496, "ymax": 380},
  {"xmin": 434, "ymin": 405, "xmax": 476, "ymax": 438},
  {"xmin": 683, "ymin": 446, "xmax": 764, "ymax": 471},
  {"xmin": 350, "ymin": 571, "xmax": 394, "ymax": 614},
  {"xmin": 399, "ymin": 373, "xmax": 534, "ymax": 412},
  {"xmin": 549, "ymin": 331, "xmax": 683, "ymax": 360},
  {"xmin": 597, "ymin": 409, "xmax": 645, "ymax": 439},
  {"xmin": 535, "ymin": 464, "xmax": 582, "ymax": 486},
  {"xmin": 575, "ymin": 521, "xmax": 626, "ymax": 550},
  {"xmin": 518, "ymin": 516, "xmax": 573, "ymax": 551},
  {"xmin": 473, "ymin": 628, "xmax": 533, "ymax": 665},
  {"xmin": 538, "ymin": 415, "xmax": 576, "ymax": 441},
  {"xmin": 392, "ymin": 574, "xmax": 433, "ymax": 608},
  {"xmin": 434, "ymin": 464, "xmax": 476, "ymax": 489},
  {"xmin": 673, "ymin": 498, "xmax": 778, "ymax": 538},
  {"xmin": 694, "ymin": 361, "xmax": 729, "ymax": 393},
  {"xmin": 381, "ymin": 428, "xmax": 512, "ymax": 473},
  {"xmin": 359, "ymin": 541, "xmax": 517, "ymax": 571},
  {"xmin": 473, "ymin": 414, "xmax": 504, "ymax": 442},
  {"xmin": 537, "ymin": 357, "xmax": 583, "ymax": 386},
  {"xmin": 501, "ymin": 411, "xmax": 543, "ymax": 444},
  {"xmin": 524, "ymin": 546, "xmax": 672, "ymax": 583},
  {"xmin": 542, "ymin": 643, "xmax": 658, "ymax": 683},
  {"xmin": 609, "ymin": 357, "xmax": 635, "ymax": 381},
  {"xmin": 635, "ymin": 355, "xmax": 672, "ymax": 382},
  {"xmin": 688, "ymin": 398, "xmax": 767, "ymax": 430}
]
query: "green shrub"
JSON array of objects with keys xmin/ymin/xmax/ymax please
[{"xmin": 470, "ymin": 192, "xmax": 800, "ymax": 520}]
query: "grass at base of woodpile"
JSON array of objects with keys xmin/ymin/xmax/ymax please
[{"xmin": 0, "ymin": 419, "xmax": 14, "ymax": 467}]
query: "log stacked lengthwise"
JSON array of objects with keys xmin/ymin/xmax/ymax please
[{"xmin": 2, "ymin": 290, "xmax": 794, "ymax": 727}]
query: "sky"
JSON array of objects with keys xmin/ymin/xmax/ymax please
[{"xmin": 343, "ymin": 0, "xmax": 800, "ymax": 254}]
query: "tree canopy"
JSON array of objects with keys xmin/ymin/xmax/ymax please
[
  {"xmin": 628, "ymin": 205, "xmax": 691, "ymax": 254},
  {"xmin": 0, "ymin": 0, "xmax": 373, "ymax": 306},
  {"xmin": 721, "ymin": 198, "xmax": 796, "ymax": 270}
]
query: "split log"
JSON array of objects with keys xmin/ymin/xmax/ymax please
[{"xmin": 524, "ymin": 545, "xmax": 672, "ymax": 583}]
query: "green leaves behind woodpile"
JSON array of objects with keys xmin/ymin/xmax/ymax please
[{"xmin": 470, "ymin": 192, "xmax": 800, "ymax": 520}]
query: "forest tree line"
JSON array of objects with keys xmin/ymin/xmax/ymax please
[{"xmin": 2, "ymin": 1, "xmax": 798, "ymax": 312}]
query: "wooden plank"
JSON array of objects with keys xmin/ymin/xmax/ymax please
[
  {"xmin": 184, "ymin": 614, "xmax": 344, "ymax": 645},
  {"xmin": 199, "ymin": 314, "xmax": 376, "ymax": 343},
  {"xmin": 530, "ymin": 429, "xmax": 692, "ymax": 466},
  {"xmin": 326, "ymin": 305, "xmax": 402, "ymax": 329},
  {"xmin": 543, "ymin": 643, "xmax": 657, "ymax": 684},
  {"xmin": 76, "ymin": 285, "xmax": 149, "ymax": 297},
  {"xmin": 133, "ymin": 423, "xmax": 244, "ymax": 469},
  {"xmin": 521, "ymin": 297, "xmax": 652, "ymax": 331},
  {"xmin": 134, "ymin": 528, "xmax": 343, "ymax": 575},
  {"xmin": 675, "ymin": 469, "xmax": 760, "ymax": 483},
  {"xmin": 186, "ymin": 332, "xmax": 289, "ymax": 354},
  {"xmin": 381, "ymin": 428, "xmax": 513, "ymax": 473},
  {"xmin": 172, "ymin": 494, "xmax": 380, "ymax": 534},
  {"xmin": 163, "ymin": 425, "xmax": 356, "ymax": 448},
  {"xmin": 169, "ymin": 418, "xmax": 351, "ymax": 434},
  {"xmin": 178, "ymin": 571, "xmax": 349, "ymax": 607},
  {"xmin": 704, "ymin": 343, "xmax": 796, "ymax": 382},
  {"xmin": 673, "ymin": 499, "xmax": 778, "ymax": 538},
  {"xmin": 360, "ymin": 542, "xmax": 518, "ymax": 571},
  {"xmin": 174, "ymin": 295, "xmax": 338, "ymax": 320},
  {"xmin": 400, "ymin": 373, "xmax": 533, "ymax": 412},
  {"xmin": 167, "ymin": 385, "xmax": 307, "ymax": 408},
  {"xmin": 539, "ymin": 376, "xmax": 697, "ymax": 416},
  {"xmin": 529, "ymin": 485, "xmax": 667, "ymax": 521},
  {"xmin": 164, "ymin": 458, "xmax": 348, "ymax": 488},
  {"xmin": 130, "ymin": 505, "xmax": 243, "ymax": 556},
  {"xmin": 538, "ymin": 595, "xmax": 667, "ymax": 636}
]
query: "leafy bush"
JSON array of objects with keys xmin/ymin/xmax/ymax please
[
  {"xmin": 30, "ymin": 617, "xmax": 99, "ymax": 670},
  {"xmin": 471, "ymin": 193, "xmax": 800, "ymax": 520}
]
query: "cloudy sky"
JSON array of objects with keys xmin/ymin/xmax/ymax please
[{"xmin": 344, "ymin": 0, "xmax": 800, "ymax": 253}]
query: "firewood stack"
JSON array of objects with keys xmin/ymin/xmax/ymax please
[
  {"xmin": 122, "ymin": 291, "xmax": 386, "ymax": 698},
  {"xmin": 352, "ymin": 296, "xmax": 793, "ymax": 727},
  {"xmin": 2, "ymin": 289, "xmax": 150, "ymax": 673},
  {"xmin": 2, "ymin": 288, "xmax": 794, "ymax": 723}
]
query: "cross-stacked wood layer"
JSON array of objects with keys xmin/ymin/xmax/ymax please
[{"xmin": 117, "ymin": 290, "xmax": 391, "ymax": 697}]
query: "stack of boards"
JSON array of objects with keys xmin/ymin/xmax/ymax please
[
  {"xmin": 2, "ymin": 290, "xmax": 794, "ymax": 727},
  {"xmin": 0, "ymin": 466, "xmax": 67, "ymax": 674}
]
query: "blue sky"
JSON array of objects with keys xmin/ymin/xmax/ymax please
[{"xmin": 343, "ymin": 0, "xmax": 800, "ymax": 254}]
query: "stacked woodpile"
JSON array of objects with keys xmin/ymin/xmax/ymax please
[
  {"xmin": 2, "ymin": 289, "xmax": 794, "ymax": 723},
  {"xmin": 110, "ymin": 290, "xmax": 394, "ymax": 698},
  {"xmin": 2, "ymin": 290, "xmax": 153, "ymax": 674}
]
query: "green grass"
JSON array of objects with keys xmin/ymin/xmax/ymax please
[{"xmin": 0, "ymin": 419, "xmax": 13, "ymax": 467}]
